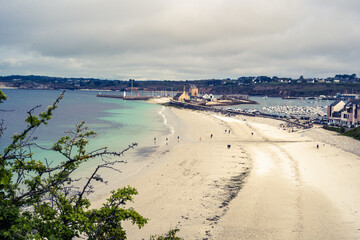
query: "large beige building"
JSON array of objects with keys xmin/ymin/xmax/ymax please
[{"xmin": 188, "ymin": 85, "xmax": 199, "ymax": 98}]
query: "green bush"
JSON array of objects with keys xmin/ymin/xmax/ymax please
[
  {"xmin": 339, "ymin": 126, "xmax": 345, "ymax": 133},
  {"xmin": 342, "ymin": 126, "xmax": 360, "ymax": 140},
  {"xmin": 323, "ymin": 125, "xmax": 342, "ymax": 133}
]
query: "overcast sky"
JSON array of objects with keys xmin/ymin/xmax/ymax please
[{"xmin": 0, "ymin": 0, "xmax": 359, "ymax": 80}]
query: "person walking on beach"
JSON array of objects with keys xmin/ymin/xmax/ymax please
[
  {"xmin": 166, "ymin": 137, "xmax": 168, "ymax": 145},
  {"xmin": 154, "ymin": 137, "xmax": 156, "ymax": 144},
  {"xmin": 210, "ymin": 134, "xmax": 213, "ymax": 139},
  {"xmin": 177, "ymin": 136, "xmax": 180, "ymax": 143}
]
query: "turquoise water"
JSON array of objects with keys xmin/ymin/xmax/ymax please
[{"xmin": 0, "ymin": 89, "xmax": 168, "ymax": 166}]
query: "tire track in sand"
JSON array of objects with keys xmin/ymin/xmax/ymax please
[{"xmin": 212, "ymin": 139, "xmax": 306, "ymax": 239}]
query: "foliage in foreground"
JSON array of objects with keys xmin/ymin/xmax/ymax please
[{"xmin": 0, "ymin": 90, "xmax": 148, "ymax": 239}]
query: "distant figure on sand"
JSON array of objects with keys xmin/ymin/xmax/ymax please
[
  {"xmin": 225, "ymin": 130, "xmax": 227, "ymax": 133},
  {"xmin": 317, "ymin": 144, "xmax": 319, "ymax": 149},
  {"xmin": 177, "ymin": 136, "xmax": 180, "ymax": 142},
  {"xmin": 251, "ymin": 132, "xmax": 254, "ymax": 135},
  {"xmin": 154, "ymin": 137, "xmax": 156, "ymax": 144},
  {"xmin": 210, "ymin": 134, "xmax": 213, "ymax": 139},
  {"xmin": 166, "ymin": 137, "xmax": 168, "ymax": 145},
  {"xmin": 228, "ymin": 130, "xmax": 231, "ymax": 134}
]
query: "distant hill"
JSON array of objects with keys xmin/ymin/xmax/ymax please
[{"xmin": 1, "ymin": 75, "xmax": 360, "ymax": 97}]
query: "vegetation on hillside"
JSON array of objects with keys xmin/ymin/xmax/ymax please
[
  {"xmin": 342, "ymin": 126, "xmax": 360, "ymax": 140},
  {"xmin": 1, "ymin": 74, "xmax": 360, "ymax": 97},
  {"xmin": 323, "ymin": 125, "xmax": 345, "ymax": 133},
  {"xmin": 323, "ymin": 125, "xmax": 360, "ymax": 141}
]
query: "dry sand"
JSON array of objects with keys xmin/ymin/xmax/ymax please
[
  {"xmin": 147, "ymin": 97, "xmax": 171, "ymax": 104},
  {"xmin": 94, "ymin": 107, "xmax": 360, "ymax": 239}
]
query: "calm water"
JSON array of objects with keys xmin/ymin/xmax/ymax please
[{"xmin": 0, "ymin": 89, "xmax": 168, "ymax": 165}]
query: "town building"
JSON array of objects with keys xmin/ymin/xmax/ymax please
[
  {"xmin": 188, "ymin": 85, "xmax": 199, "ymax": 98},
  {"xmin": 327, "ymin": 100, "xmax": 360, "ymax": 126},
  {"xmin": 342, "ymin": 99, "xmax": 360, "ymax": 125},
  {"xmin": 327, "ymin": 100, "xmax": 346, "ymax": 125},
  {"xmin": 173, "ymin": 91, "xmax": 190, "ymax": 101},
  {"xmin": 202, "ymin": 94, "xmax": 216, "ymax": 101}
]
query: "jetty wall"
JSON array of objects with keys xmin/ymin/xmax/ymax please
[{"xmin": 96, "ymin": 94, "xmax": 153, "ymax": 100}]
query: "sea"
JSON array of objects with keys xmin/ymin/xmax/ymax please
[
  {"xmin": 0, "ymin": 89, "xmax": 334, "ymax": 174},
  {"xmin": 0, "ymin": 89, "xmax": 171, "ymax": 175},
  {"xmin": 0, "ymin": 90, "xmax": 334, "ymax": 150}
]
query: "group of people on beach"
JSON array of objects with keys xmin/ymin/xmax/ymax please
[
  {"xmin": 153, "ymin": 125, "xmax": 321, "ymax": 152},
  {"xmin": 154, "ymin": 136, "xmax": 181, "ymax": 145},
  {"xmin": 153, "ymin": 126, "xmax": 259, "ymax": 147},
  {"xmin": 154, "ymin": 134, "xmax": 216, "ymax": 144}
]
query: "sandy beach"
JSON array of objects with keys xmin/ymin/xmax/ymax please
[{"xmin": 93, "ymin": 106, "xmax": 360, "ymax": 239}]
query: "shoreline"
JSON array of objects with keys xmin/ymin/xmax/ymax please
[
  {"xmin": 89, "ymin": 105, "xmax": 177, "ymax": 208},
  {"xmin": 90, "ymin": 105, "xmax": 360, "ymax": 239}
]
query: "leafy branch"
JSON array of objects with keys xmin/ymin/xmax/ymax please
[{"xmin": 0, "ymin": 90, "xmax": 147, "ymax": 239}]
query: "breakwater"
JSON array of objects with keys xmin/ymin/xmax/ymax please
[{"xmin": 96, "ymin": 94, "xmax": 153, "ymax": 100}]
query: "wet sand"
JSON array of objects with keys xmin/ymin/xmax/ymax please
[{"xmin": 95, "ymin": 107, "xmax": 360, "ymax": 239}]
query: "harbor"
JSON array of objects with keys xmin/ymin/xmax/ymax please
[
  {"xmin": 96, "ymin": 87, "xmax": 360, "ymax": 128},
  {"xmin": 96, "ymin": 88, "xmax": 331, "ymax": 128},
  {"xmin": 168, "ymin": 99, "xmax": 314, "ymax": 129}
]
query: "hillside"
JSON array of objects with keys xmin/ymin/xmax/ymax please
[{"xmin": 1, "ymin": 75, "xmax": 360, "ymax": 97}]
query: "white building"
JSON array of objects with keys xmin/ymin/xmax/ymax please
[{"xmin": 202, "ymin": 94, "xmax": 216, "ymax": 101}]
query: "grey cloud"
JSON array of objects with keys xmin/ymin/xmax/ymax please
[{"xmin": 0, "ymin": 0, "xmax": 359, "ymax": 79}]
